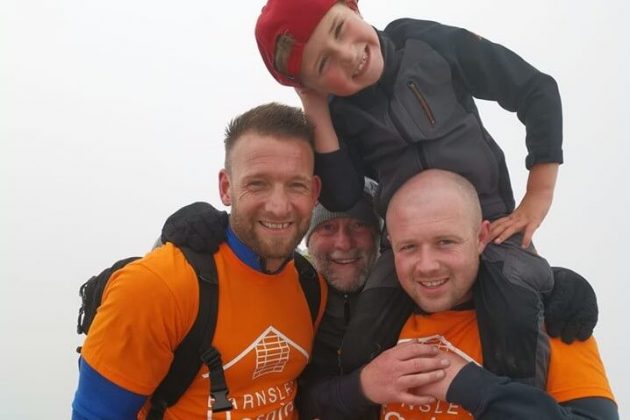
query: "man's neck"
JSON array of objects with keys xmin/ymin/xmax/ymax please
[{"xmin": 225, "ymin": 226, "xmax": 292, "ymax": 274}]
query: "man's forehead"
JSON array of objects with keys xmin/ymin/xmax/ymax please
[
  {"xmin": 230, "ymin": 135, "xmax": 313, "ymax": 167},
  {"xmin": 390, "ymin": 212, "xmax": 468, "ymax": 240}
]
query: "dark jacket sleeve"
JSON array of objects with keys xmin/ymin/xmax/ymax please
[
  {"xmin": 388, "ymin": 19, "xmax": 563, "ymax": 169},
  {"xmin": 297, "ymin": 369, "xmax": 378, "ymax": 420},
  {"xmin": 314, "ymin": 148, "xmax": 365, "ymax": 211},
  {"xmin": 448, "ymin": 363, "xmax": 618, "ymax": 420}
]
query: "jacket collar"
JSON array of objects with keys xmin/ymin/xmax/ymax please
[{"xmin": 225, "ymin": 226, "xmax": 292, "ymax": 274}]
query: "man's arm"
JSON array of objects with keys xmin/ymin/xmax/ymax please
[
  {"xmin": 416, "ymin": 348, "xmax": 618, "ymax": 420},
  {"xmin": 72, "ymin": 249, "xmax": 197, "ymax": 418},
  {"xmin": 448, "ymin": 362, "xmax": 618, "ymax": 420},
  {"xmin": 297, "ymin": 369, "xmax": 375, "ymax": 420},
  {"xmin": 297, "ymin": 342, "xmax": 448, "ymax": 419},
  {"xmin": 72, "ymin": 358, "xmax": 147, "ymax": 420}
]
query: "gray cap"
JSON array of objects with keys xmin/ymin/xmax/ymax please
[{"xmin": 305, "ymin": 179, "xmax": 381, "ymax": 245}]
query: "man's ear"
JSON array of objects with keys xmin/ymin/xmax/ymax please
[
  {"xmin": 477, "ymin": 220, "xmax": 491, "ymax": 253},
  {"xmin": 311, "ymin": 175, "xmax": 322, "ymax": 205},
  {"xmin": 218, "ymin": 169, "xmax": 231, "ymax": 206}
]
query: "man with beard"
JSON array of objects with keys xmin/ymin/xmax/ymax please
[
  {"xmin": 72, "ymin": 103, "xmax": 327, "ymax": 420},
  {"xmin": 296, "ymin": 186, "xmax": 381, "ymax": 416}
]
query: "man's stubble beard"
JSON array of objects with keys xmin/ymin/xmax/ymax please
[
  {"xmin": 318, "ymin": 248, "xmax": 378, "ymax": 294},
  {"xmin": 229, "ymin": 202, "xmax": 309, "ymax": 260}
]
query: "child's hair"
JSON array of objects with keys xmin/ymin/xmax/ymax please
[
  {"xmin": 273, "ymin": 34, "xmax": 296, "ymax": 77},
  {"xmin": 255, "ymin": 0, "xmax": 357, "ymax": 87}
]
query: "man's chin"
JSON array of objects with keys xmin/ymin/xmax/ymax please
[
  {"xmin": 255, "ymin": 239, "xmax": 299, "ymax": 260},
  {"xmin": 328, "ymin": 273, "xmax": 365, "ymax": 294},
  {"xmin": 416, "ymin": 297, "xmax": 452, "ymax": 314}
]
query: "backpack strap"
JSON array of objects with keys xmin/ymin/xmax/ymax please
[
  {"xmin": 147, "ymin": 246, "xmax": 232, "ymax": 420},
  {"xmin": 293, "ymin": 252, "xmax": 321, "ymax": 324},
  {"xmin": 146, "ymin": 249, "xmax": 319, "ymax": 419},
  {"xmin": 77, "ymin": 256, "xmax": 141, "ymax": 337}
]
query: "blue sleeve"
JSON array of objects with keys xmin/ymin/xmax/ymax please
[{"xmin": 72, "ymin": 357, "xmax": 147, "ymax": 420}]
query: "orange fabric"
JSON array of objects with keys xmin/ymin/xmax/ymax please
[
  {"xmin": 381, "ymin": 310, "xmax": 614, "ymax": 419},
  {"xmin": 82, "ymin": 242, "xmax": 327, "ymax": 420}
]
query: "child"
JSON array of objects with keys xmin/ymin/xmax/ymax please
[{"xmin": 256, "ymin": 0, "xmax": 564, "ymax": 388}]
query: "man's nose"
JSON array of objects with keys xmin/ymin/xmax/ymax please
[
  {"xmin": 332, "ymin": 229, "xmax": 353, "ymax": 250},
  {"xmin": 414, "ymin": 248, "xmax": 440, "ymax": 274},
  {"xmin": 265, "ymin": 186, "xmax": 291, "ymax": 216}
]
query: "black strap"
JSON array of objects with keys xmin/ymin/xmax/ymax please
[
  {"xmin": 146, "ymin": 250, "xmax": 320, "ymax": 419},
  {"xmin": 294, "ymin": 252, "xmax": 321, "ymax": 324},
  {"xmin": 200, "ymin": 347, "xmax": 233, "ymax": 412},
  {"xmin": 147, "ymin": 246, "xmax": 230, "ymax": 419}
]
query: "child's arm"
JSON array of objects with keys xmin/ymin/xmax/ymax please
[
  {"xmin": 489, "ymin": 162, "xmax": 559, "ymax": 247},
  {"xmin": 407, "ymin": 22, "xmax": 563, "ymax": 244},
  {"xmin": 296, "ymin": 88, "xmax": 340, "ymax": 153},
  {"xmin": 296, "ymin": 88, "xmax": 365, "ymax": 210}
]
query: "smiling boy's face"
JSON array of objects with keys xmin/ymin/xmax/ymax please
[{"xmin": 299, "ymin": 3, "xmax": 384, "ymax": 96}]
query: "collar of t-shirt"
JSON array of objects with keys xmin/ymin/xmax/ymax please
[{"xmin": 225, "ymin": 226, "xmax": 292, "ymax": 274}]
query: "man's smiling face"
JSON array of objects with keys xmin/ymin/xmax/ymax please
[
  {"xmin": 308, "ymin": 217, "xmax": 377, "ymax": 293},
  {"xmin": 220, "ymin": 132, "xmax": 320, "ymax": 271}
]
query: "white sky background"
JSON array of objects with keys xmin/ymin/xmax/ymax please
[{"xmin": 1, "ymin": 0, "xmax": 629, "ymax": 417}]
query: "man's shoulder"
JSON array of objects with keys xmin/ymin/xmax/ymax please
[
  {"xmin": 104, "ymin": 243, "xmax": 200, "ymax": 311},
  {"xmin": 547, "ymin": 335, "xmax": 615, "ymax": 403}
]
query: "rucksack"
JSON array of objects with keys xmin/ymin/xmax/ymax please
[{"xmin": 77, "ymin": 245, "xmax": 321, "ymax": 419}]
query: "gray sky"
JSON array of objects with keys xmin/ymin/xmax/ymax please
[{"xmin": 1, "ymin": 0, "xmax": 628, "ymax": 418}]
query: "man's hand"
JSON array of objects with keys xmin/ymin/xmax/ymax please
[
  {"xmin": 359, "ymin": 341, "xmax": 449, "ymax": 406},
  {"xmin": 161, "ymin": 202, "xmax": 228, "ymax": 254},
  {"xmin": 411, "ymin": 349, "xmax": 470, "ymax": 402},
  {"xmin": 545, "ymin": 267, "xmax": 598, "ymax": 344}
]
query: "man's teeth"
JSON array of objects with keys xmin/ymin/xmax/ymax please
[
  {"xmin": 331, "ymin": 257, "xmax": 359, "ymax": 264},
  {"xmin": 262, "ymin": 222, "xmax": 290, "ymax": 229},
  {"xmin": 420, "ymin": 279, "xmax": 447, "ymax": 288}
]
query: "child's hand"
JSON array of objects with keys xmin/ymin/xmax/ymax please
[
  {"xmin": 294, "ymin": 87, "xmax": 329, "ymax": 115},
  {"xmin": 489, "ymin": 163, "xmax": 558, "ymax": 248},
  {"xmin": 489, "ymin": 191, "xmax": 552, "ymax": 247},
  {"xmin": 294, "ymin": 87, "xmax": 341, "ymax": 153}
]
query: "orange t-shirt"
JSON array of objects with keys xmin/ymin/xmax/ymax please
[
  {"xmin": 381, "ymin": 310, "xmax": 615, "ymax": 419},
  {"xmin": 82, "ymin": 242, "xmax": 326, "ymax": 419}
]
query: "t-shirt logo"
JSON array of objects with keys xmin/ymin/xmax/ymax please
[
  {"xmin": 221, "ymin": 326, "xmax": 309, "ymax": 379},
  {"xmin": 400, "ymin": 334, "xmax": 480, "ymax": 366}
]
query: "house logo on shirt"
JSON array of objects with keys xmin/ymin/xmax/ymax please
[
  {"xmin": 201, "ymin": 326, "xmax": 308, "ymax": 418},
  {"xmin": 203, "ymin": 326, "xmax": 309, "ymax": 380},
  {"xmin": 399, "ymin": 334, "xmax": 480, "ymax": 365},
  {"xmin": 227, "ymin": 325, "xmax": 309, "ymax": 379}
]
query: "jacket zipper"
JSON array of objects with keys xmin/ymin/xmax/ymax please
[{"xmin": 408, "ymin": 81, "xmax": 436, "ymax": 127}]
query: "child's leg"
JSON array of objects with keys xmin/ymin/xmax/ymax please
[
  {"xmin": 339, "ymin": 249, "xmax": 414, "ymax": 373},
  {"xmin": 475, "ymin": 234, "xmax": 553, "ymax": 389}
]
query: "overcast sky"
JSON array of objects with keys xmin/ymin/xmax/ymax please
[{"xmin": 2, "ymin": 0, "xmax": 629, "ymax": 418}]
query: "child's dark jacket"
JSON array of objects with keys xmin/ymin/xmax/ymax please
[{"xmin": 316, "ymin": 18, "xmax": 563, "ymax": 218}]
